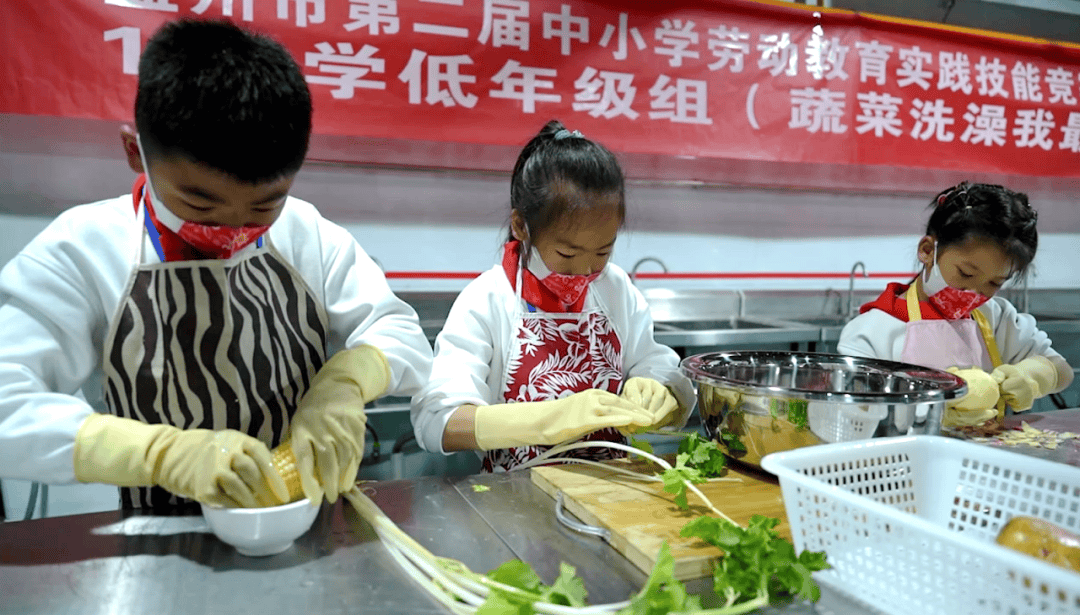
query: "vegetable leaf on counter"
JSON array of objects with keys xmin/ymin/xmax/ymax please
[
  {"xmin": 680, "ymin": 515, "xmax": 830, "ymax": 609},
  {"xmin": 616, "ymin": 543, "xmax": 702, "ymax": 615},
  {"xmin": 477, "ymin": 560, "xmax": 587, "ymax": 615},
  {"xmin": 629, "ymin": 436, "xmax": 655, "ymax": 458}
]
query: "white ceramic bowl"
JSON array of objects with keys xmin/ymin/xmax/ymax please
[{"xmin": 202, "ymin": 499, "xmax": 320, "ymax": 557}]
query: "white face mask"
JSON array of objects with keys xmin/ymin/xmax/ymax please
[{"xmin": 921, "ymin": 242, "xmax": 990, "ymax": 320}]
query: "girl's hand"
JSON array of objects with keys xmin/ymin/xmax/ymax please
[
  {"xmin": 620, "ymin": 377, "xmax": 681, "ymax": 427},
  {"xmin": 991, "ymin": 356, "xmax": 1059, "ymax": 412},
  {"xmin": 945, "ymin": 367, "xmax": 1000, "ymax": 411}
]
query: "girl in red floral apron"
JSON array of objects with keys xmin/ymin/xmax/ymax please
[{"xmin": 412, "ymin": 120, "xmax": 694, "ymax": 471}]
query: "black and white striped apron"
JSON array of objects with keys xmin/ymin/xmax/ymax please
[{"xmin": 102, "ymin": 202, "xmax": 328, "ymax": 509}]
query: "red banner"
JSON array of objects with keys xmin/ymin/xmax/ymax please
[{"xmin": 4, "ymin": 0, "xmax": 1080, "ymax": 177}]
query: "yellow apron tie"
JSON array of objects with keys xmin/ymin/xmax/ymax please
[{"xmin": 906, "ymin": 285, "xmax": 1006, "ymax": 420}]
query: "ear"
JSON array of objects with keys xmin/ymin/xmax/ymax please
[
  {"xmin": 509, "ymin": 211, "xmax": 528, "ymax": 242},
  {"xmin": 120, "ymin": 125, "xmax": 144, "ymax": 173},
  {"xmin": 916, "ymin": 235, "xmax": 935, "ymax": 267}
]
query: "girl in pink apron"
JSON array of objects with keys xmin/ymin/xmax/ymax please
[
  {"xmin": 838, "ymin": 182, "xmax": 1073, "ymax": 431},
  {"xmin": 411, "ymin": 120, "xmax": 695, "ymax": 471}
]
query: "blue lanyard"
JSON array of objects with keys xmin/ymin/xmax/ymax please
[{"xmin": 141, "ymin": 200, "xmax": 262, "ymax": 263}]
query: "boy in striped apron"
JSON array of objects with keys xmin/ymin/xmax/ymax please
[{"xmin": 0, "ymin": 19, "xmax": 432, "ymax": 510}]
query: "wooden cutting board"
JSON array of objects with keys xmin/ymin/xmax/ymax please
[{"xmin": 530, "ymin": 460, "xmax": 789, "ymax": 581}]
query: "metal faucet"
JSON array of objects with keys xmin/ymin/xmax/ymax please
[
  {"xmin": 846, "ymin": 261, "xmax": 868, "ymax": 320},
  {"xmin": 630, "ymin": 256, "xmax": 669, "ymax": 284}
]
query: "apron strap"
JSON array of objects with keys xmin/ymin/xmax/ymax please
[
  {"xmin": 908, "ymin": 286, "xmax": 1006, "ymax": 419},
  {"xmin": 972, "ymin": 308, "xmax": 1007, "ymax": 421}
]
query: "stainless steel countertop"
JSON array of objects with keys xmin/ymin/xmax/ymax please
[{"xmin": 0, "ymin": 470, "xmax": 876, "ymax": 615}]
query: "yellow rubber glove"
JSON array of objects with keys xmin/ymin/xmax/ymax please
[
  {"xmin": 943, "ymin": 367, "xmax": 1001, "ymax": 428},
  {"xmin": 991, "ymin": 356, "xmax": 1059, "ymax": 412},
  {"xmin": 288, "ymin": 344, "xmax": 389, "ymax": 505},
  {"xmin": 620, "ymin": 377, "xmax": 681, "ymax": 428},
  {"xmin": 74, "ymin": 413, "xmax": 288, "ymax": 508},
  {"xmin": 473, "ymin": 389, "xmax": 657, "ymax": 450},
  {"xmin": 946, "ymin": 367, "xmax": 1001, "ymax": 410}
]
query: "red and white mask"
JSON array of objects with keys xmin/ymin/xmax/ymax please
[
  {"xmin": 922, "ymin": 242, "xmax": 990, "ymax": 320},
  {"xmin": 526, "ymin": 247, "xmax": 603, "ymax": 307},
  {"xmin": 138, "ymin": 134, "xmax": 270, "ymax": 260}
]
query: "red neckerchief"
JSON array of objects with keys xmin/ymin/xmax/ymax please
[
  {"xmin": 131, "ymin": 175, "xmax": 206, "ymax": 262},
  {"xmin": 501, "ymin": 240, "xmax": 587, "ymax": 313},
  {"xmin": 859, "ymin": 281, "xmax": 961, "ymax": 322}
]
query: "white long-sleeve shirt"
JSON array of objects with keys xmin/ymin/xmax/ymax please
[
  {"xmin": 0, "ymin": 194, "xmax": 433, "ymax": 484},
  {"xmin": 410, "ymin": 262, "xmax": 695, "ymax": 454}
]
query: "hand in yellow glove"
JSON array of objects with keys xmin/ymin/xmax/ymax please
[
  {"xmin": 991, "ymin": 356, "xmax": 1059, "ymax": 412},
  {"xmin": 74, "ymin": 413, "xmax": 288, "ymax": 508},
  {"xmin": 473, "ymin": 389, "xmax": 656, "ymax": 450},
  {"xmin": 620, "ymin": 377, "xmax": 681, "ymax": 429},
  {"xmin": 942, "ymin": 367, "xmax": 1001, "ymax": 428},
  {"xmin": 289, "ymin": 344, "xmax": 389, "ymax": 505},
  {"xmin": 946, "ymin": 367, "xmax": 1001, "ymax": 411}
]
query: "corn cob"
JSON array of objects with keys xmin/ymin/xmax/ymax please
[{"xmin": 270, "ymin": 440, "xmax": 306, "ymax": 503}]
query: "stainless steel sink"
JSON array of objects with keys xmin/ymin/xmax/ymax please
[
  {"xmin": 655, "ymin": 318, "xmax": 792, "ymax": 331},
  {"xmin": 652, "ymin": 317, "xmax": 820, "ymax": 347}
]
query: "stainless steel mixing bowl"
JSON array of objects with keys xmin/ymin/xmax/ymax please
[{"xmin": 680, "ymin": 351, "xmax": 968, "ymax": 468}]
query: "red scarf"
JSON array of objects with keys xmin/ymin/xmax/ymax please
[
  {"xmin": 131, "ymin": 175, "xmax": 206, "ymax": 262},
  {"xmin": 859, "ymin": 281, "xmax": 964, "ymax": 322},
  {"xmin": 501, "ymin": 240, "xmax": 588, "ymax": 313}
]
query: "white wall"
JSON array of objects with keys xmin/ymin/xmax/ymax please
[{"xmin": 3, "ymin": 211, "xmax": 1079, "ymax": 294}]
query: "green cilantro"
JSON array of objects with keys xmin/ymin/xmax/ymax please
[
  {"xmin": 680, "ymin": 514, "xmax": 830, "ymax": 609},
  {"xmin": 719, "ymin": 429, "xmax": 747, "ymax": 453},
  {"xmin": 616, "ymin": 543, "xmax": 702, "ymax": 615},
  {"xmin": 476, "ymin": 560, "xmax": 587, "ymax": 614},
  {"xmin": 785, "ymin": 400, "xmax": 810, "ymax": 430},
  {"xmin": 629, "ymin": 436, "xmax": 656, "ymax": 458},
  {"xmin": 661, "ymin": 454, "xmax": 707, "ymax": 510},
  {"xmin": 677, "ymin": 433, "xmax": 727, "ymax": 477}
]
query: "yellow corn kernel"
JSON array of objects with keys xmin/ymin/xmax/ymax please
[{"xmin": 271, "ymin": 440, "xmax": 305, "ymax": 503}]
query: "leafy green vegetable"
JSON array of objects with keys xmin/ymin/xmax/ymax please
[
  {"xmin": 629, "ymin": 435, "xmax": 655, "ymax": 458},
  {"xmin": 719, "ymin": 429, "xmax": 747, "ymax": 453},
  {"xmin": 661, "ymin": 454, "xmax": 707, "ymax": 509},
  {"xmin": 616, "ymin": 543, "xmax": 703, "ymax": 615},
  {"xmin": 677, "ymin": 433, "xmax": 727, "ymax": 476},
  {"xmin": 476, "ymin": 560, "xmax": 588, "ymax": 614},
  {"xmin": 472, "ymin": 484, "xmax": 491, "ymax": 493},
  {"xmin": 680, "ymin": 515, "xmax": 830, "ymax": 609},
  {"xmin": 785, "ymin": 400, "xmax": 810, "ymax": 430}
]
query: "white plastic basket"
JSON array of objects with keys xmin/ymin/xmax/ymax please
[
  {"xmin": 761, "ymin": 436, "xmax": 1080, "ymax": 615},
  {"xmin": 807, "ymin": 401, "xmax": 889, "ymax": 443}
]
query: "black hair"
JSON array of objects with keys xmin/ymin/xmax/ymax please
[
  {"xmin": 509, "ymin": 120, "xmax": 626, "ymax": 261},
  {"xmin": 926, "ymin": 181, "xmax": 1038, "ymax": 276},
  {"xmin": 135, "ymin": 18, "xmax": 312, "ymax": 184}
]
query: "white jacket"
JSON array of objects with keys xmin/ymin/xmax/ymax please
[
  {"xmin": 838, "ymin": 296, "xmax": 1063, "ymax": 367},
  {"xmin": 411, "ymin": 262, "xmax": 696, "ymax": 454},
  {"xmin": 0, "ymin": 194, "xmax": 433, "ymax": 484}
]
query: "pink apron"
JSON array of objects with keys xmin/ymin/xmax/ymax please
[
  {"xmin": 481, "ymin": 273, "xmax": 625, "ymax": 472},
  {"xmin": 900, "ymin": 285, "xmax": 1005, "ymax": 420}
]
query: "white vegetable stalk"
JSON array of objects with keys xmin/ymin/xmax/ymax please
[
  {"xmin": 342, "ymin": 438, "xmax": 743, "ymax": 613},
  {"xmin": 344, "ymin": 486, "xmax": 631, "ymax": 615},
  {"xmin": 515, "ymin": 440, "xmax": 740, "ymax": 527}
]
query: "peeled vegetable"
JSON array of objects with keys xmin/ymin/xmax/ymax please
[
  {"xmin": 271, "ymin": 441, "xmax": 306, "ymax": 503},
  {"xmin": 996, "ymin": 516, "xmax": 1080, "ymax": 573}
]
